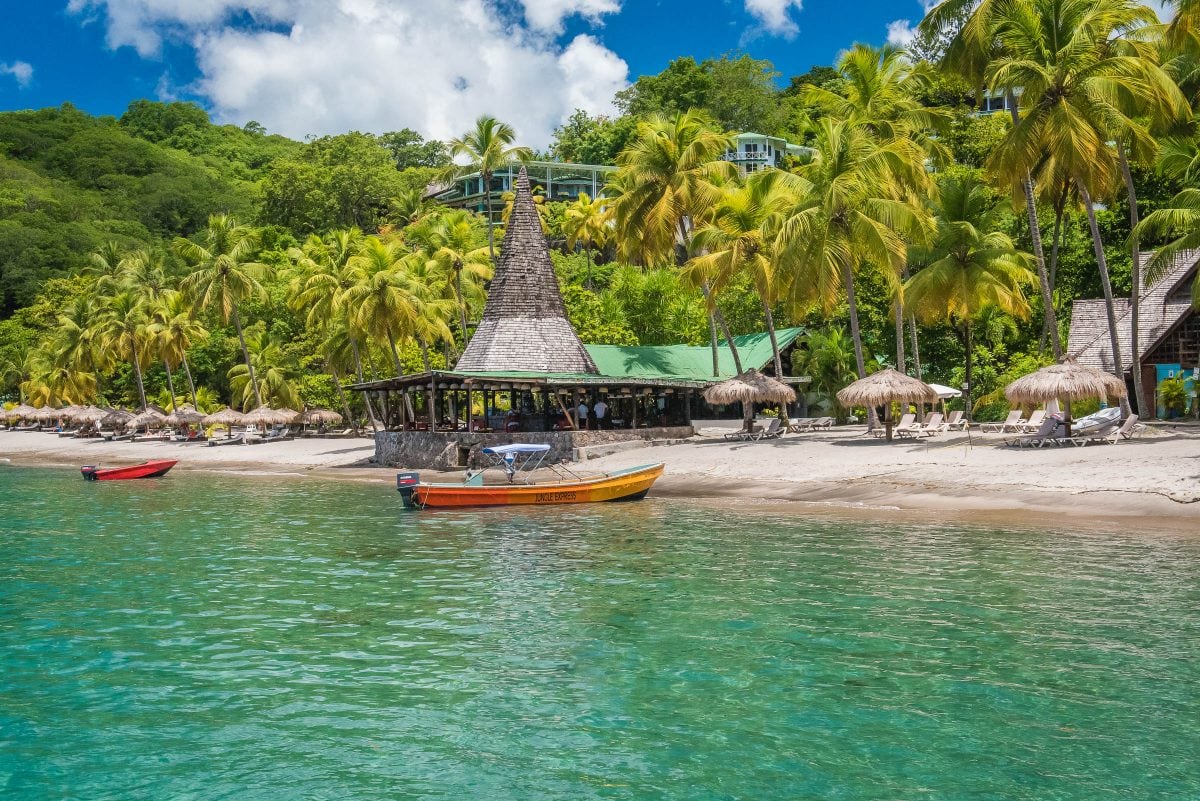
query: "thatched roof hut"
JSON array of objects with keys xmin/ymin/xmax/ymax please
[
  {"xmin": 837, "ymin": 369, "xmax": 938, "ymax": 442},
  {"xmin": 73, "ymin": 405, "xmax": 109, "ymax": 424},
  {"xmin": 1005, "ymin": 358, "xmax": 1127, "ymax": 406},
  {"xmin": 454, "ymin": 166, "xmax": 599, "ymax": 375},
  {"xmin": 704, "ymin": 369, "xmax": 796, "ymax": 431}
]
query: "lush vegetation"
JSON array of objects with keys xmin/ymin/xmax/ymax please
[{"xmin": 3, "ymin": 0, "xmax": 1200, "ymax": 422}]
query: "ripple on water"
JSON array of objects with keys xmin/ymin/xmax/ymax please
[{"xmin": 1, "ymin": 466, "xmax": 1199, "ymax": 800}]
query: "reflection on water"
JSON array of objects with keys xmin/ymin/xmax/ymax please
[{"xmin": 1, "ymin": 466, "xmax": 1199, "ymax": 800}]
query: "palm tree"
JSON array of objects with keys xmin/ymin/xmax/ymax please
[
  {"xmin": 175, "ymin": 215, "xmax": 270, "ymax": 408},
  {"xmin": 611, "ymin": 109, "xmax": 737, "ymax": 372},
  {"xmin": 343, "ymin": 236, "xmax": 422, "ymax": 375},
  {"xmin": 96, "ymin": 289, "xmax": 151, "ymax": 410},
  {"xmin": 903, "ymin": 174, "xmax": 1035, "ymax": 420},
  {"xmin": 446, "ymin": 116, "xmax": 533, "ymax": 261},
  {"xmin": 775, "ymin": 118, "xmax": 932, "ymax": 387},
  {"xmin": 563, "ymin": 192, "xmax": 612, "ymax": 290},
  {"xmin": 986, "ymin": 0, "xmax": 1187, "ymax": 411},
  {"xmin": 150, "ymin": 290, "xmax": 208, "ymax": 411},
  {"xmin": 920, "ymin": 0, "xmax": 1061, "ymax": 359},
  {"xmin": 1132, "ymin": 187, "xmax": 1200, "ymax": 308},
  {"xmin": 406, "ymin": 211, "xmax": 492, "ymax": 347},
  {"xmin": 227, "ymin": 326, "xmax": 302, "ymax": 411},
  {"xmin": 687, "ymin": 169, "xmax": 806, "ymax": 378}
]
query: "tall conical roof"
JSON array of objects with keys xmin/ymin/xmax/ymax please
[{"xmin": 455, "ymin": 166, "xmax": 598, "ymax": 374}]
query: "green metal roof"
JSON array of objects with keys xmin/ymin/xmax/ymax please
[
  {"xmin": 584, "ymin": 327, "xmax": 804, "ymax": 382},
  {"xmin": 346, "ymin": 327, "xmax": 805, "ymax": 392}
]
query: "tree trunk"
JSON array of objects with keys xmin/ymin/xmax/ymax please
[
  {"xmin": 163, "ymin": 359, "xmax": 177, "ymax": 412},
  {"xmin": 843, "ymin": 261, "xmax": 876, "ymax": 429},
  {"xmin": 894, "ymin": 290, "xmax": 906, "ymax": 373},
  {"xmin": 585, "ymin": 245, "xmax": 593, "ymax": 290},
  {"xmin": 331, "ymin": 368, "xmax": 356, "ymax": 434},
  {"xmin": 453, "ymin": 266, "xmax": 470, "ymax": 350},
  {"xmin": 182, "ymin": 355, "xmax": 199, "ymax": 410},
  {"xmin": 1080, "ymin": 185, "xmax": 1132, "ymax": 418},
  {"xmin": 1010, "ymin": 100, "xmax": 1061, "ymax": 359},
  {"xmin": 909, "ymin": 316, "xmax": 922, "ymax": 380},
  {"xmin": 350, "ymin": 337, "xmax": 379, "ymax": 431},
  {"xmin": 762, "ymin": 299, "xmax": 784, "ymax": 378},
  {"xmin": 708, "ymin": 311, "xmax": 720, "ymax": 378},
  {"xmin": 1118, "ymin": 141, "xmax": 1146, "ymax": 418},
  {"xmin": 711, "ymin": 302, "xmax": 743, "ymax": 374},
  {"xmin": 131, "ymin": 346, "xmax": 148, "ymax": 411},
  {"xmin": 386, "ymin": 331, "xmax": 403, "ymax": 377},
  {"xmin": 484, "ymin": 170, "xmax": 496, "ymax": 262},
  {"xmin": 1043, "ymin": 185, "xmax": 1068, "ymax": 351},
  {"xmin": 417, "ymin": 337, "xmax": 432, "ymax": 373},
  {"xmin": 231, "ymin": 305, "xmax": 262, "ymax": 407},
  {"xmin": 963, "ymin": 320, "xmax": 974, "ymax": 422}
]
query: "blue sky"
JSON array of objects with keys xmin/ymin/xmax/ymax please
[{"xmin": 0, "ymin": 1, "xmax": 932, "ymax": 145}]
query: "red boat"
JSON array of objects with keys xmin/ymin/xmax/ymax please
[{"xmin": 81, "ymin": 460, "xmax": 177, "ymax": 481}]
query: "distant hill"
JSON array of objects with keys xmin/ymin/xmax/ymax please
[{"xmin": 0, "ymin": 101, "xmax": 298, "ymax": 315}]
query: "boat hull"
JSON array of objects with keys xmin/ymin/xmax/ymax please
[
  {"xmin": 81, "ymin": 460, "xmax": 178, "ymax": 481},
  {"xmin": 404, "ymin": 464, "xmax": 664, "ymax": 509}
]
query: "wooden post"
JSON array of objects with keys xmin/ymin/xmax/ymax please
[
  {"xmin": 466, "ymin": 386, "xmax": 473, "ymax": 432},
  {"xmin": 428, "ymin": 384, "xmax": 437, "ymax": 429}
]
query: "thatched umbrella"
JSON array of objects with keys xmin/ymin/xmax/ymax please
[
  {"xmin": 58, "ymin": 404, "xmax": 85, "ymax": 422},
  {"xmin": 6, "ymin": 403, "xmax": 36, "ymax": 420},
  {"xmin": 30, "ymin": 406, "xmax": 59, "ymax": 424},
  {"xmin": 241, "ymin": 405, "xmax": 299, "ymax": 429},
  {"xmin": 837, "ymin": 368, "xmax": 938, "ymax": 442},
  {"xmin": 73, "ymin": 405, "xmax": 109, "ymax": 425},
  {"xmin": 129, "ymin": 407, "xmax": 168, "ymax": 431},
  {"xmin": 1004, "ymin": 358, "xmax": 1127, "ymax": 436},
  {"xmin": 201, "ymin": 407, "xmax": 242, "ymax": 439},
  {"xmin": 165, "ymin": 405, "xmax": 206, "ymax": 427},
  {"xmin": 301, "ymin": 408, "xmax": 343, "ymax": 425},
  {"xmin": 703, "ymin": 369, "xmax": 797, "ymax": 432},
  {"xmin": 100, "ymin": 408, "xmax": 135, "ymax": 429}
]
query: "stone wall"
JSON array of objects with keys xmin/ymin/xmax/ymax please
[{"xmin": 375, "ymin": 426, "xmax": 694, "ymax": 471}]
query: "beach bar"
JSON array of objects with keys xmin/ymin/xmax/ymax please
[{"xmin": 353, "ymin": 166, "xmax": 805, "ymax": 469}]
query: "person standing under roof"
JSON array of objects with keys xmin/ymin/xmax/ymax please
[
  {"xmin": 576, "ymin": 399, "xmax": 589, "ymax": 430},
  {"xmin": 593, "ymin": 398, "xmax": 608, "ymax": 429}
]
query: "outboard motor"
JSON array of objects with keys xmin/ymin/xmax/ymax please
[
  {"xmin": 81, "ymin": 465, "xmax": 98, "ymax": 481},
  {"xmin": 396, "ymin": 472, "xmax": 420, "ymax": 509}
]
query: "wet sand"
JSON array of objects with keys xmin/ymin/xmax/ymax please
[{"xmin": 3, "ymin": 425, "xmax": 1197, "ymax": 529}]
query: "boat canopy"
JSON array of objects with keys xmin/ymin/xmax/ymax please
[{"xmin": 482, "ymin": 443, "xmax": 551, "ymax": 455}]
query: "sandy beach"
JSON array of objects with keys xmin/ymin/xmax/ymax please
[{"xmin": 2, "ymin": 425, "xmax": 1197, "ymax": 526}]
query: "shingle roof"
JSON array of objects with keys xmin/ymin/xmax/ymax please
[
  {"xmin": 1068, "ymin": 250, "xmax": 1197, "ymax": 372},
  {"xmin": 454, "ymin": 166, "xmax": 599, "ymax": 374}
]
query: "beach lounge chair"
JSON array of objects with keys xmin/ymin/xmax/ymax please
[
  {"xmin": 1080, "ymin": 414, "xmax": 1142, "ymax": 445},
  {"xmin": 873, "ymin": 413, "xmax": 916, "ymax": 438},
  {"xmin": 755, "ymin": 418, "xmax": 783, "ymax": 440},
  {"xmin": 945, "ymin": 410, "xmax": 967, "ymax": 431},
  {"xmin": 787, "ymin": 417, "xmax": 816, "ymax": 432},
  {"xmin": 724, "ymin": 423, "xmax": 761, "ymax": 441},
  {"xmin": 1005, "ymin": 416, "xmax": 1060, "ymax": 447},
  {"xmin": 918, "ymin": 412, "xmax": 946, "ymax": 437},
  {"xmin": 896, "ymin": 414, "xmax": 925, "ymax": 439},
  {"xmin": 1016, "ymin": 410, "xmax": 1046, "ymax": 433},
  {"xmin": 208, "ymin": 434, "xmax": 245, "ymax": 446},
  {"xmin": 812, "ymin": 416, "xmax": 834, "ymax": 429},
  {"xmin": 981, "ymin": 411, "xmax": 1024, "ymax": 433}
]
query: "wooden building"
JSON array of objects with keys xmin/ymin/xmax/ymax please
[{"xmin": 1068, "ymin": 250, "xmax": 1198, "ymax": 416}]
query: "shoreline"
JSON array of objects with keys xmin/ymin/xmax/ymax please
[{"xmin": 2, "ymin": 427, "xmax": 1197, "ymax": 531}]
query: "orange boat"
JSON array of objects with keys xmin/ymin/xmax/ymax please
[{"xmin": 396, "ymin": 444, "xmax": 663, "ymax": 509}]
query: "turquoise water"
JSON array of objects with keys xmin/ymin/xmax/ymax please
[{"xmin": 1, "ymin": 466, "xmax": 1199, "ymax": 800}]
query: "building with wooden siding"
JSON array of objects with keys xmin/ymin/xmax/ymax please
[{"xmin": 1068, "ymin": 250, "xmax": 1198, "ymax": 416}]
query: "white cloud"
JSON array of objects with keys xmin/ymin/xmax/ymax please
[
  {"xmin": 886, "ymin": 18, "xmax": 916, "ymax": 47},
  {"xmin": 66, "ymin": 0, "xmax": 630, "ymax": 147},
  {"xmin": 0, "ymin": 61, "xmax": 34, "ymax": 88},
  {"xmin": 743, "ymin": 0, "xmax": 803, "ymax": 38},
  {"xmin": 520, "ymin": 0, "xmax": 621, "ymax": 33}
]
